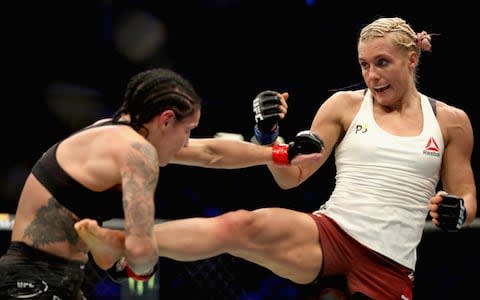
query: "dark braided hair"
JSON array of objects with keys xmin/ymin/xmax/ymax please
[{"xmin": 113, "ymin": 68, "xmax": 201, "ymax": 132}]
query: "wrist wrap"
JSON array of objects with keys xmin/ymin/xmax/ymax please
[
  {"xmin": 272, "ymin": 144, "xmax": 290, "ymax": 165},
  {"xmin": 125, "ymin": 264, "xmax": 157, "ymax": 281},
  {"xmin": 254, "ymin": 125, "xmax": 279, "ymax": 145}
]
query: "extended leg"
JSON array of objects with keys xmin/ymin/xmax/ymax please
[
  {"xmin": 77, "ymin": 208, "xmax": 322, "ymax": 284},
  {"xmin": 152, "ymin": 208, "xmax": 322, "ymax": 284}
]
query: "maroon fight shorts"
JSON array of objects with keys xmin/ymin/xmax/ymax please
[{"xmin": 309, "ymin": 213, "xmax": 414, "ymax": 300}]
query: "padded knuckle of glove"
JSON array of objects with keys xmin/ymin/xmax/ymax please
[
  {"xmin": 253, "ymin": 90, "xmax": 281, "ymax": 133},
  {"xmin": 287, "ymin": 130, "xmax": 324, "ymax": 161},
  {"xmin": 438, "ymin": 194, "xmax": 466, "ymax": 232},
  {"xmin": 291, "ymin": 130, "xmax": 324, "ymax": 152}
]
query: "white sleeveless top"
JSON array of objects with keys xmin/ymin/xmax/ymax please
[{"xmin": 316, "ymin": 90, "xmax": 444, "ymax": 270}]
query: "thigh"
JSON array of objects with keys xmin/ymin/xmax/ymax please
[
  {"xmin": 249, "ymin": 207, "xmax": 321, "ymax": 248},
  {"xmin": 237, "ymin": 207, "xmax": 323, "ymax": 283}
]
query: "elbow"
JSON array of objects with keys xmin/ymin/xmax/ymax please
[
  {"xmin": 124, "ymin": 237, "xmax": 157, "ymax": 274},
  {"xmin": 277, "ymin": 182, "xmax": 298, "ymax": 190},
  {"xmin": 125, "ymin": 242, "xmax": 150, "ymax": 260},
  {"xmin": 275, "ymin": 178, "xmax": 303, "ymax": 190},
  {"xmin": 273, "ymin": 168, "xmax": 306, "ymax": 190}
]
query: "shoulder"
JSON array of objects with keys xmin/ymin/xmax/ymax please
[
  {"xmin": 434, "ymin": 99, "xmax": 472, "ymax": 125},
  {"xmin": 311, "ymin": 90, "xmax": 365, "ymax": 140},
  {"xmin": 323, "ymin": 89, "xmax": 364, "ymax": 108},
  {"xmin": 433, "ymin": 99, "xmax": 474, "ymax": 144},
  {"xmin": 329, "ymin": 89, "xmax": 365, "ymax": 101},
  {"xmin": 80, "ymin": 124, "xmax": 157, "ymax": 167},
  {"xmin": 116, "ymin": 130, "xmax": 157, "ymax": 161},
  {"xmin": 91, "ymin": 118, "xmax": 112, "ymax": 125},
  {"xmin": 318, "ymin": 90, "xmax": 364, "ymax": 120}
]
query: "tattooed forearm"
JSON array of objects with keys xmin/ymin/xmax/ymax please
[{"xmin": 23, "ymin": 198, "xmax": 78, "ymax": 247}]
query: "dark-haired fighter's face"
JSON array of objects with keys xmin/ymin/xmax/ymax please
[{"xmin": 157, "ymin": 109, "xmax": 200, "ymax": 166}]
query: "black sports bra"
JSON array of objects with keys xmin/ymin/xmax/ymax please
[{"xmin": 31, "ymin": 120, "xmax": 129, "ymax": 222}]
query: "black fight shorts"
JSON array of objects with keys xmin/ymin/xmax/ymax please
[{"xmin": 0, "ymin": 242, "xmax": 86, "ymax": 299}]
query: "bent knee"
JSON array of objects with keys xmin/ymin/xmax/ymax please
[{"xmin": 215, "ymin": 209, "xmax": 258, "ymax": 239}]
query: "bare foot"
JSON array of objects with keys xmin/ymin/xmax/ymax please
[{"xmin": 75, "ymin": 219, "xmax": 126, "ymax": 270}]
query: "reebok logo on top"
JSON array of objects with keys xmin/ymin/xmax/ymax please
[{"xmin": 423, "ymin": 137, "xmax": 440, "ymax": 157}]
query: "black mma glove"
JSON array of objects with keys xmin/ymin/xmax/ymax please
[
  {"xmin": 272, "ymin": 130, "xmax": 324, "ymax": 165},
  {"xmin": 437, "ymin": 194, "xmax": 467, "ymax": 232},
  {"xmin": 252, "ymin": 90, "xmax": 282, "ymax": 145},
  {"xmin": 106, "ymin": 258, "xmax": 157, "ymax": 283}
]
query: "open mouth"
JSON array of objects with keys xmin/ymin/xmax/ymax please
[{"xmin": 374, "ymin": 85, "xmax": 389, "ymax": 93}]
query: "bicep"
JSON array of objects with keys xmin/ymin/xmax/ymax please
[
  {"xmin": 293, "ymin": 94, "xmax": 350, "ymax": 180},
  {"xmin": 440, "ymin": 109, "xmax": 475, "ymax": 195},
  {"xmin": 309, "ymin": 94, "xmax": 350, "ymax": 163}
]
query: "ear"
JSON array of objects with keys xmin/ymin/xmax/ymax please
[
  {"xmin": 158, "ymin": 110, "xmax": 175, "ymax": 127},
  {"xmin": 408, "ymin": 51, "xmax": 418, "ymax": 69}
]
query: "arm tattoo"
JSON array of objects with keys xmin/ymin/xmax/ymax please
[{"xmin": 122, "ymin": 142, "xmax": 158, "ymax": 236}]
